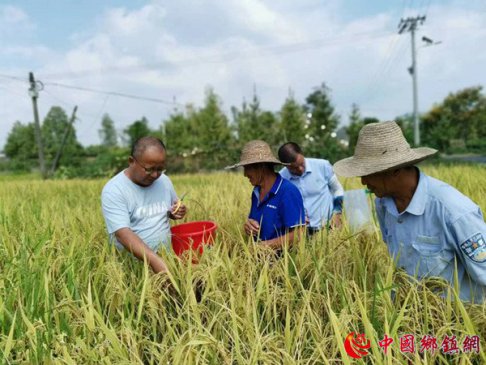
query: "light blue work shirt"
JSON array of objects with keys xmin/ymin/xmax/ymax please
[
  {"xmin": 280, "ymin": 158, "xmax": 342, "ymax": 229},
  {"xmin": 376, "ymin": 170, "xmax": 486, "ymax": 303},
  {"xmin": 101, "ymin": 170, "xmax": 178, "ymax": 252}
]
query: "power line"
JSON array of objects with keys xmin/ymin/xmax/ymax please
[
  {"xmin": 41, "ymin": 81, "xmax": 184, "ymax": 106},
  {"xmin": 39, "ymin": 29, "xmax": 393, "ymax": 80},
  {"xmin": 1, "ymin": 72, "xmax": 184, "ymax": 106},
  {"xmin": 347, "ymin": 0, "xmax": 413, "ymax": 108},
  {"xmin": 76, "ymin": 95, "xmax": 110, "ymax": 139},
  {"xmin": 42, "ymin": 89, "xmax": 76, "ymax": 109},
  {"xmin": 0, "ymin": 73, "xmax": 26, "ymax": 82},
  {"xmin": 0, "ymin": 82, "xmax": 29, "ymax": 98},
  {"xmin": 42, "ymin": 88, "xmax": 117, "ymax": 126}
]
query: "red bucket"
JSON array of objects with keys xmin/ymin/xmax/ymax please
[{"xmin": 170, "ymin": 220, "xmax": 217, "ymax": 257}]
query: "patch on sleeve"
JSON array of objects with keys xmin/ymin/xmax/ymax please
[{"xmin": 460, "ymin": 233, "xmax": 486, "ymax": 263}]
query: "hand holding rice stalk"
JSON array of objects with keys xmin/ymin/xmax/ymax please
[{"xmin": 172, "ymin": 192, "xmax": 187, "ymax": 216}]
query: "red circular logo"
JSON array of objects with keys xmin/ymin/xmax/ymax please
[{"xmin": 344, "ymin": 332, "xmax": 371, "ymax": 359}]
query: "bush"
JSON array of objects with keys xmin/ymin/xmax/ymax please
[
  {"xmin": 53, "ymin": 147, "xmax": 129, "ymax": 179},
  {"xmin": 466, "ymin": 138, "xmax": 486, "ymax": 154}
]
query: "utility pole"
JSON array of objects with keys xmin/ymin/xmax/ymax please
[
  {"xmin": 398, "ymin": 15, "xmax": 426, "ymax": 146},
  {"xmin": 29, "ymin": 72, "xmax": 48, "ymax": 178},
  {"xmin": 50, "ymin": 105, "xmax": 78, "ymax": 176}
]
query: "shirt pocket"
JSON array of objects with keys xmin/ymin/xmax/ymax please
[{"xmin": 411, "ymin": 236, "xmax": 454, "ymax": 278}]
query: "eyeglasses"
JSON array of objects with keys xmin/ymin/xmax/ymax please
[{"xmin": 132, "ymin": 156, "xmax": 166, "ymax": 175}]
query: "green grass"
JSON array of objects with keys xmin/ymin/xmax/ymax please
[{"xmin": 0, "ymin": 164, "xmax": 485, "ymax": 364}]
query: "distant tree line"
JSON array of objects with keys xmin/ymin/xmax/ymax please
[{"xmin": 2, "ymin": 84, "xmax": 486, "ymax": 178}]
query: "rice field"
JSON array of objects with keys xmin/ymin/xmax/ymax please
[{"xmin": 0, "ymin": 164, "xmax": 485, "ymax": 364}]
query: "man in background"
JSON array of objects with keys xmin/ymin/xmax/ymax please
[{"xmin": 278, "ymin": 142, "xmax": 344, "ymax": 235}]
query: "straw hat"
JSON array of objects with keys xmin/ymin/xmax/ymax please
[
  {"xmin": 333, "ymin": 121, "xmax": 437, "ymax": 177},
  {"xmin": 226, "ymin": 140, "xmax": 286, "ymax": 169}
]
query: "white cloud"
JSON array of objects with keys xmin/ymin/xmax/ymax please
[
  {"xmin": 0, "ymin": 5, "xmax": 30, "ymax": 25},
  {"xmin": 0, "ymin": 45, "xmax": 50, "ymax": 58},
  {"xmin": 1, "ymin": 0, "xmax": 486, "ymax": 149}
]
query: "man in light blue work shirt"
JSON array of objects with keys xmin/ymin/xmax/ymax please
[
  {"xmin": 334, "ymin": 121, "xmax": 486, "ymax": 303},
  {"xmin": 101, "ymin": 136, "xmax": 187, "ymax": 275},
  {"xmin": 278, "ymin": 142, "xmax": 344, "ymax": 235}
]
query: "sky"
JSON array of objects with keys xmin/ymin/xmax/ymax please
[{"xmin": 1, "ymin": 0, "xmax": 486, "ymax": 148}]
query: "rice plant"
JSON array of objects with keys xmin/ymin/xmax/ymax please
[{"xmin": 0, "ymin": 164, "xmax": 484, "ymax": 364}]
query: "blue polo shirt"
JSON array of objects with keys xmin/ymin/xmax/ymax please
[
  {"xmin": 376, "ymin": 169, "xmax": 486, "ymax": 303},
  {"xmin": 249, "ymin": 174, "xmax": 306, "ymax": 241},
  {"xmin": 280, "ymin": 158, "xmax": 342, "ymax": 228}
]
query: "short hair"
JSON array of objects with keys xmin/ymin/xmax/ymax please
[
  {"xmin": 278, "ymin": 142, "xmax": 303, "ymax": 164},
  {"xmin": 131, "ymin": 136, "xmax": 166, "ymax": 159}
]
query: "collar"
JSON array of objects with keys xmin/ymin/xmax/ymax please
[
  {"xmin": 382, "ymin": 169, "xmax": 428, "ymax": 217},
  {"xmin": 271, "ymin": 173, "xmax": 284, "ymax": 195},
  {"xmin": 403, "ymin": 170, "xmax": 427, "ymax": 216},
  {"xmin": 289, "ymin": 157, "xmax": 312, "ymax": 178},
  {"xmin": 253, "ymin": 174, "xmax": 284, "ymax": 205}
]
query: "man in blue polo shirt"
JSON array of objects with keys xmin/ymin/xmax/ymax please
[
  {"xmin": 278, "ymin": 142, "xmax": 344, "ymax": 235},
  {"xmin": 227, "ymin": 140, "xmax": 306, "ymax": 249},
  {"xmin": 334, "ymin": 121, "xmax": 486, "ymax": 303}
]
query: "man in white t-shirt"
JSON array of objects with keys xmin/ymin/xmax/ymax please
[{"xmin": 101, "ymin": 136, "xmax": 187, "ymax": 274}]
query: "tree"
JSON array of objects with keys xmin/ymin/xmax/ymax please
[
  {"xmin": 421, "ymin": 86, "xmax": 486, "ymax": 153},
  {"xmin": 345, "ymin": 103, "xmax": 362, "ymax": 153},
  {"xmin": 189, "ymin": 88, "xmax": 235, "ymax": 170},
  {"xmin": 4, "ymin": 121, "xmax": 37, "ymax": 171},
  {"xmin": 345, "ymin": 106, "xmax": 383, "ymax": 154},
  {"xmin": 259, "ymin": 111, "xmax": 280, "ymax": 146},
  {"xmin": 232, "ymin": 92, "xmax": 278, "ymax": 147},
  {"xmin": 303, "ymin": 83, "xmax": 343, "ymax": 161},
  {"xmin": 41, "ymin": 106, "xmax": 83, "ymax": 168},
  {"xmin": 99, "ymin": 113, "xmax": 117, "ymax": 147},
  {"xmin": 163, "ymin": 112, "xmax": 193, "ymax": 153},
  {"xmin": 124, "ymin": 117, "xmax": 152, "ymax": 147},
  {"xmin": 162, "ymin": 111, "xmax": 196, "ymax": 171},
  {"xmin": 279, "ymin": 93, "xmax": 306, "ymax": 145},
  {"xmin": 394, "ymin": 114, "xmax": 414, "ymax": 144}
]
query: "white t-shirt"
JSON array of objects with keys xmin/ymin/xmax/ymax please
[{"xmin": 101, "ymin": 170, "xmax": 177, "ymax": 252}]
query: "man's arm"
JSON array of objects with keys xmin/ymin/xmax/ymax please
[
  {"xmin": 115, "ymin": 227, "xmax": 169, "ymax": 274},
  {"xmin": 261, "ymin": 183, "xmax": 306, "ymax": 249},
  {"xmin": 328, "ymin": 173, "xmax": 344, "ymax": 228},
  {"xmin": 101, "ymin": 184, "xmax": 170, "ymax": 274},
  {"xmin": 450, "ymin": 210, "xmax": 486, "ymax": 286}
]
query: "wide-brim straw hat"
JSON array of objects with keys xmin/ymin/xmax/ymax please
[
  {"xmin": 225, "ymin": 140, "xmax": 287, "ymax": 169},
  {"xmin": 333, "ymin": 121, "xmax": 438, "ymax": 177}
]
